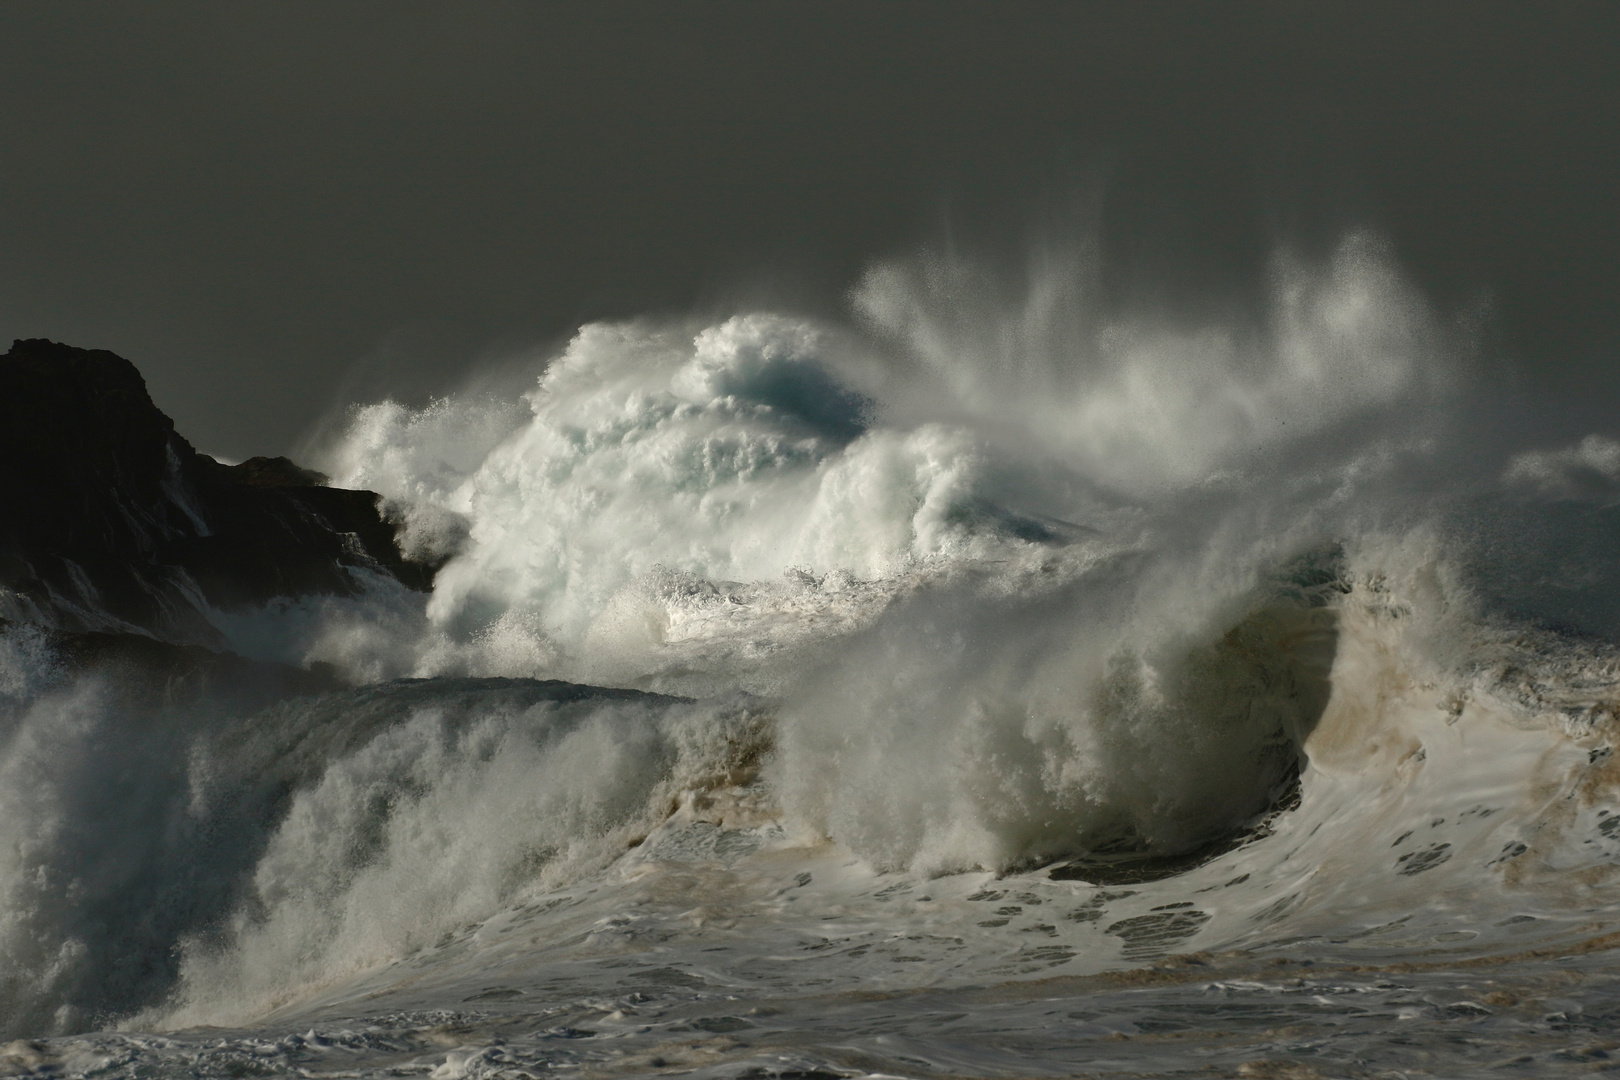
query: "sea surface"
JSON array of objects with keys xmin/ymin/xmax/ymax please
[{"xmin": 7, "ymin": 237, "xmax": 1620, "ymax": 1077}]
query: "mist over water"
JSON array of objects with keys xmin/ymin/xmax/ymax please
[
  {"xmin": 7, "ymin": 229, "xmax": 1620, "ymax": 1076},
  {"xmin": 312, "ymin": 233, "xmax": 1453, "ymax": 676},
  {"xmin": 268, "ymin": 233, "xmax": 1462, "ymax": 875}
]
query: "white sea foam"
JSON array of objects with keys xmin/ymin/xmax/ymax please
[
  {"xmin": 248, "ymin": 232, "xmax": 1464, "ymax": 885},
  {"xmin": 158, "ymin": 691, "xmax": 765, "ymax": 1027},
  {"xmin": 294, "ymin": 234, "xmax": 1451, "ymax": 690},
  {"xmin": 8, "ymin": 231, "xmax": 1620, "ymax": 1074}
]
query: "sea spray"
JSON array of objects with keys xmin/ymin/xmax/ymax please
[
  {"xmin": 295, "ymin": 234, "xmax": 1455, "ymax": 693},
  {"xmin": 11, "ymin": 231, "xmax": 1620, "ymax": 1072},
  {"xmin": 159, "ymin": 684, "xmax": 768, "ymax": 1028}
]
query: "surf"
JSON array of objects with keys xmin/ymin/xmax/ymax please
[{"xmin": 4, "ymin": 231, "xmax": 1620, "ymax": 1078}]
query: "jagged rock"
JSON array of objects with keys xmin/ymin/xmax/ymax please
[
  {"xmin": 0, "ymin": 338, "xmax": 436, "ymax": 645},
  {"xmin": 225, "ymin": 455, "xmax": 331, "ymax": 489}
]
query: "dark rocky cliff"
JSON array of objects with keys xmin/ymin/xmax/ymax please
[{"xmin": 0, "ymin": 338, "xmax": 434, "ymax": 645}]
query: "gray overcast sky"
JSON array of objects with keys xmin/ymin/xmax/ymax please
[{"xmin": 2, "ymin": 2, "xmax": 1616, "ymax": 457}]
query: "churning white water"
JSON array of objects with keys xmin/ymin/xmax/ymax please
[{"xmin": 6, "ymin": 234, "xmax": 1620, "ymax": 1077}]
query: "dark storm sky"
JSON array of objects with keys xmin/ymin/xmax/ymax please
[{"xmin": 2, "ymin": 2, "xmax": 1616, "ymax": 458}]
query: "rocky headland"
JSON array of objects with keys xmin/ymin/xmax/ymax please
[{"xmin": 0, "ymin": 338, "xmax": 434, "ymax": 671}]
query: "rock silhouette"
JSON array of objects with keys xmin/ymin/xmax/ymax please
[{"xmin": 0, "ymin": 338, "xmax": 435, "ymax": 646}]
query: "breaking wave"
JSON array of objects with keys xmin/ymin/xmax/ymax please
[{"xmin": 7, "ymin": 230, "xmax": 1620, "ymax": 1058}]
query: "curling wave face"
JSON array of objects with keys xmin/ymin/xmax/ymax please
[
  {"xmin": 289, "ymin": 233, "xmax": 1449, "ymax": 872},
  {"xmin": 7, "ymin": 234, "xmax": 1620, "ymax": 1077}
]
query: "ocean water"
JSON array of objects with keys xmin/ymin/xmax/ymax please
[{"xmin": 7, "ymin": 235, "xmax": 1620, "ymax": 1077}]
